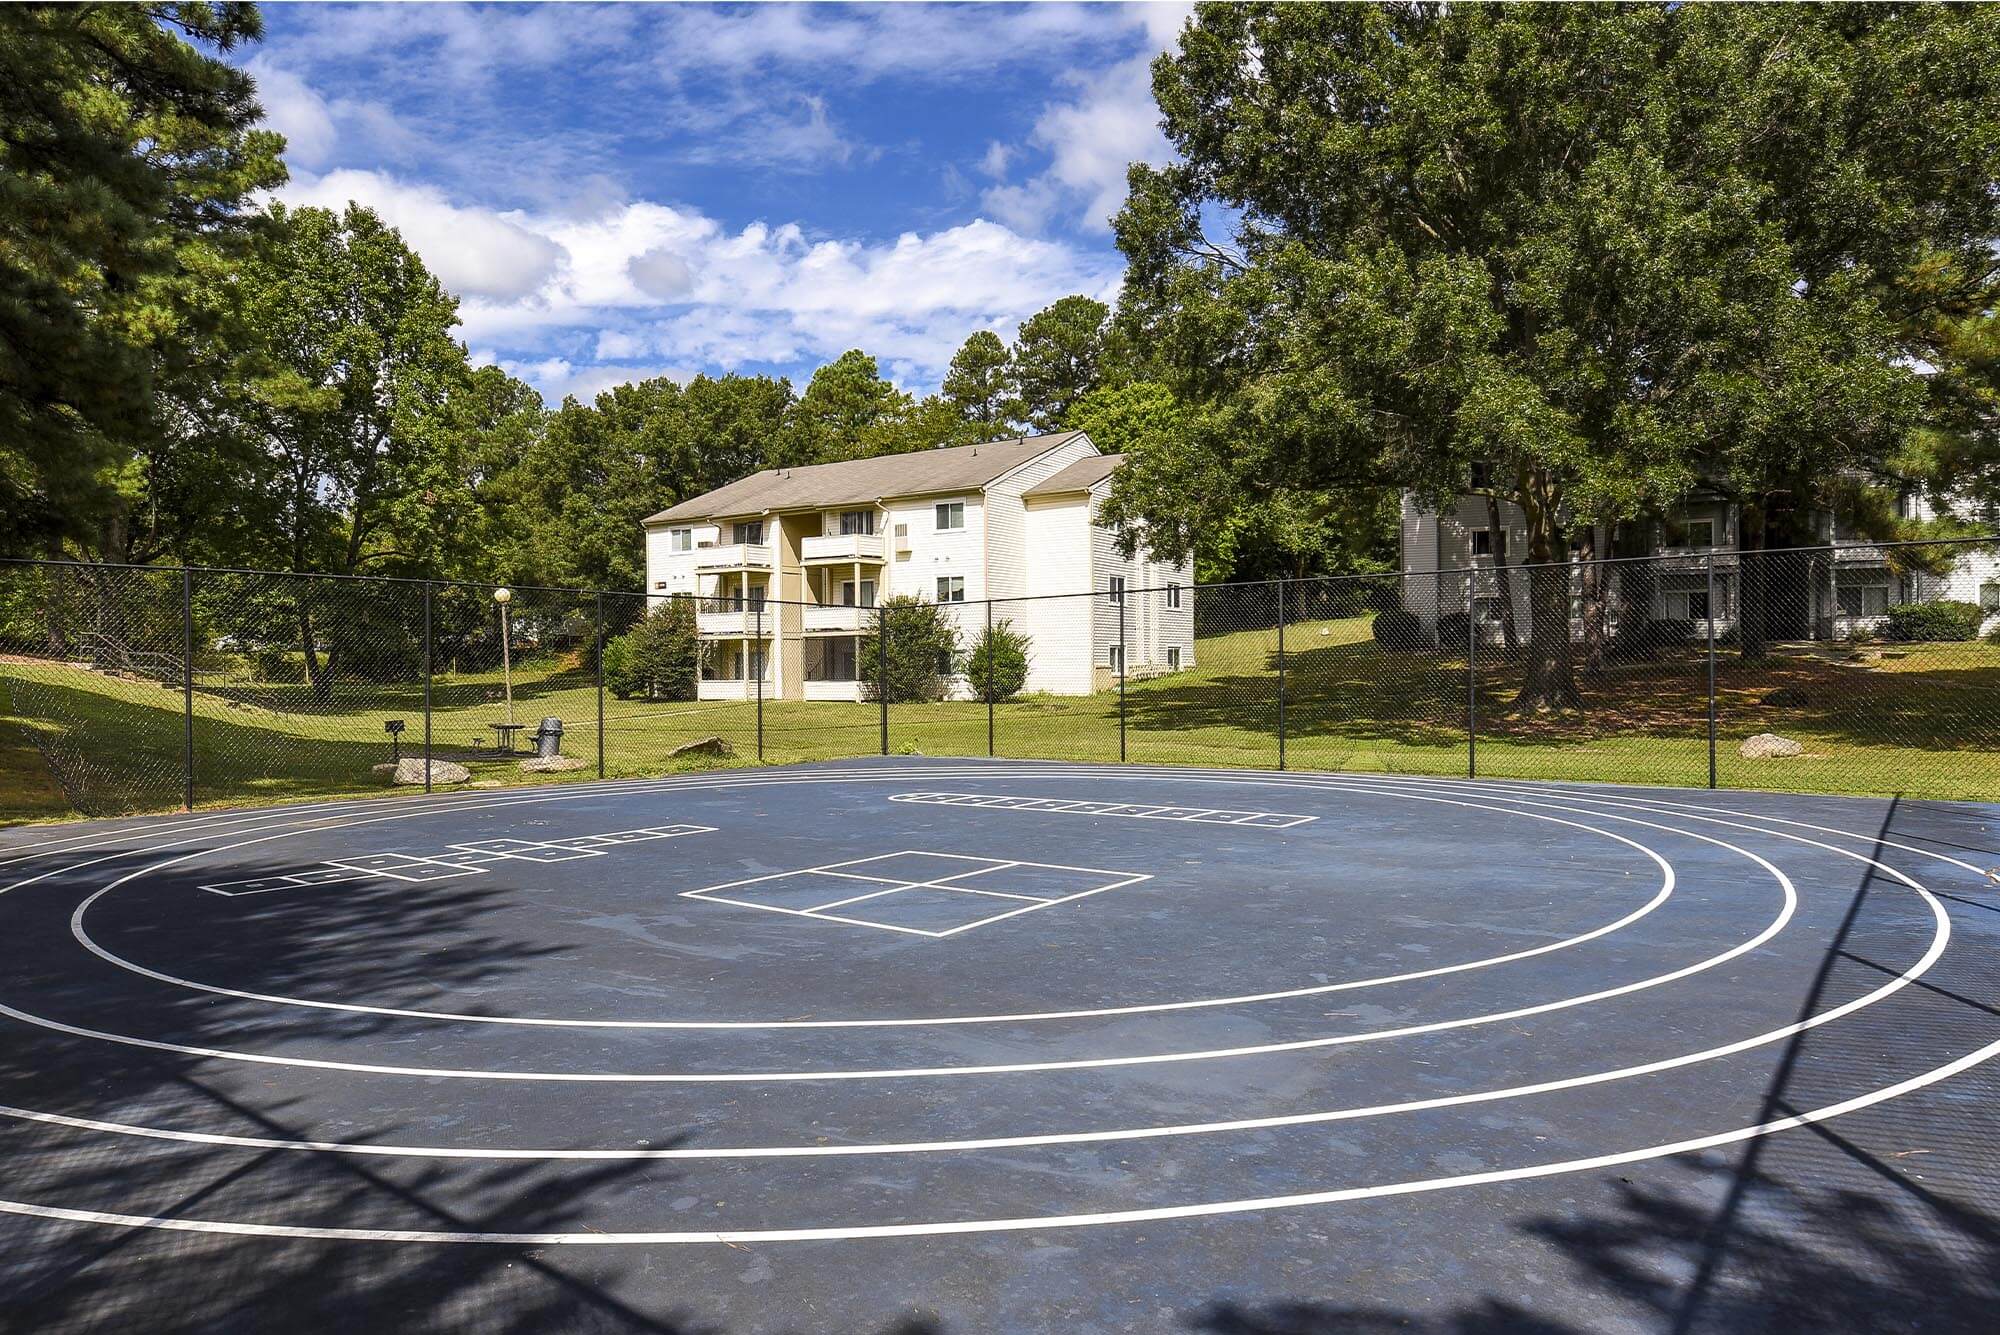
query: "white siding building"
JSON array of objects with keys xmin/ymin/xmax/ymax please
[{"xmin": 642, "ymin": 432, "xmax": 1195, "ymax": 701}]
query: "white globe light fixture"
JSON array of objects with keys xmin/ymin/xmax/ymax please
[{"xmin": 493, "ymin": 587, "xmax": 514, "ymax": 724}]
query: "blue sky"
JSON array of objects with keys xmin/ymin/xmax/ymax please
[{"xmin": 238, "ymin": 2, "xmax": 1188, "ymax": 403}]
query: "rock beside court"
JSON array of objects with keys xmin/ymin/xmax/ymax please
[
  {"xmin": 1738, "ymin": 733, "xmax": 1804, "ymax": 759},
  {"xmin": 519, "ymin": 755, "xmax": 585, "ymax": 773},
  {"xmin": 372, "ymin": 758, "xmax": 471, "ymax": 785},
  {"xmin": 669, "ymin": 736, "xmax": 734, "ymax": 759}
]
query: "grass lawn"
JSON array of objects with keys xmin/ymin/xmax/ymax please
[{"xmin": 4, "ymin": 613, "xmax": 1996, "ymax": 824}]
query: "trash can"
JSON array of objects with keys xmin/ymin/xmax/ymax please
[{"xmin": 533, "ymin": 717, "xmax": 564, "ymax": 758}]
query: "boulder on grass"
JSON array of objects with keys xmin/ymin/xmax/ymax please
[
  {"xmin": 372, "ymin": 758, "xmax": 471, "ymax": 785},
  {"xmin": 519, "ymin": 755, "xmax": 585, "ymax": 773},
  {"xmin": 669, "ymin": 735, "xmax": 734, "ymax": 759},
  {"xmin": 1738, "ymin": 733, "xmax": 1804, "ymax": 759}
]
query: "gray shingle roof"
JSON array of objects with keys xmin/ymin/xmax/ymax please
[
  {"xmin": 1022, "ymin": 452, "xmax": 1124, "ymax": 499},
  {"xmin": 643, "ymin": 432, "xmax": 1089, "ymax": 525}
]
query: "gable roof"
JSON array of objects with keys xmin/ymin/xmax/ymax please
[
  {"xmin": 644, "ymin": 432, "xmax": 1089, "ymax": 525},
  {"xmin": 1022, "ymin": 452, "xmax": 1125, "ymax": 499}
]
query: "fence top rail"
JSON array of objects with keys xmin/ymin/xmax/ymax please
[{"xmin": 4, "ymin": 532, "xmax": 1995, "ymax": 610}]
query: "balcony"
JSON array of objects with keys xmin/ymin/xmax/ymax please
[
  {"xmin": 801, "ymin": 533, "xmax": 886, "ymax": 565},
  {"xmin": 697, "ymin": 678, "xmax": 760, "ymax": 701},
  {"xmin": 803, "ymin": 679, "xmax": 865, "ymax": 702},
  {"xmin": 693, "ymin": 543, "xmax": 773, "ymax": 573},
  {"xmin": 696, "ymin": 601, "xmax": 770, "ymax": 637},
  {"xmin": 803, "ymin": 603, "xmax": 872, "ymax": 634}
]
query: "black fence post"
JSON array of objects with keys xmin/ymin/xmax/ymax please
[
  {"xmin": 755, "ymin": 602, "xmax": 764, "ymax": 763},
  {"xmin": 595, "ymin": 591, "xmax": 606, "ymax": 778},
  {"xmin": 180, "ymin": 565, "xmax": 195, "ymax": 812},
  {"xmin": 985, "ymin": 598, "xmax": 995, "ymax": 758},
  {"xmin": 1465, "ymin": 568, "xmax": 1478, "ymax": 779},
  {"xmin": 1276, "ymin": 579, "xmax": 1287, "ymax": 771},
  {"xmin": 1706, "ymin": 552, "xmax": 1718, "ymax": 789},
  {"xmin": 423, "ymin": 580, "xmax": 434, "ymax": 793},
  {"xmin": 878, "ymin": 603, "xmax": 889, "ymax": 756},
  {"xmin": 1117, "ymin": 590, "xmax": 1127, "ymax": 763}
]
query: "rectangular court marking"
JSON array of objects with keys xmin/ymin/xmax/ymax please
[
  {"xmin": 679, "ymin": 849, "xmax": 1151, "ymax": 937},
  {"xmin": 887, "ymin": 792, "xmax": 1317, "ymax": 829},
  {"xmin": 198, "ymin": 824, "xmax": 715, "ymax": 897}
]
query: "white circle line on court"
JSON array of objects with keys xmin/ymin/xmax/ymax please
[
  {"xmin": 1, "ymin": 779, "xmax": 1800, "ymax": 1081},
  {"xmin": 68, "ymin": 783, "xmax": 1679, "ymax": 1029}
]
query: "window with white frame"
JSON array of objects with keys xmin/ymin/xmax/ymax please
[
  {"xmin": 1166, "ymin": 582, "xmax": 1182, "ymax": 609},
  {"xmin": 936, "ymin": 576, "xmax": 965, "ymax": 603},
  {"xmin": 1981, "ymin": 581, "xmax": 2000, "ymax": 613},
  {"xmin": 1167, "ymin": 645, "xmax": 1181, "ymax": 669},
  {"xmin": 669, "ymin": 528, "xmax": 692, "ymax": 552},
  {"xmin": 935, "ymin": 650, "xmax": 954, "ymax": 675},
  {"xmin": 935, "ymin": 500, "xmax": 965, "ymax": 531},
  {"xmin": 838, "ymin": 509, "xmax": 874, "ymax": 536},
  {"xmin": 733, "ymin": 521, "xmax": 764, "ymax": 545},
  {"xmin": 1837, "ymin": 582, "xmax": 1892, "ymax": 617},
  {"xmin": 840, "ymin": 578, "xmax": 876, "ymax": 608},
  {"xmin": 1471, "ymin": 529, "xmax": 1505, "ymax": 558},
  {"xmin": 1107, "ymin": 575, "xmax": 1125, "ymax": 604},
  {"xmin": 1107, "ymin": 644, "xmax": 1124, "ymax": 671},
  {"xmin": 1664, "ymin": 516, "xmax": 1715, "ymax": 550}
]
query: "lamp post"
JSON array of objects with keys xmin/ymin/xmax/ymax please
[{"xmin": 493, "ymin": 586, "xmax": 514, "ymax": 725}]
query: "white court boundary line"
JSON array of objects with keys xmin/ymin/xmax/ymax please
[
  {"xmin": 0, "ymin": 764, "xmax": 1986, "ymax": 1242},
  {"xmin": 63, "ymin": 783, "xmax": 1677, "ymax": 1028}
]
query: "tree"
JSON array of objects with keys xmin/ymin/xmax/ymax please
[
  {"xmin": 858, "ymin": 595, "xmax": 960, "ymax": 703},
  {"xmin": 965, "ymin": 619, "xmax": 1031, "ymax": 701},
  {"xmin": 1117, "ymin": 3, "xmax": 2000, "ymax": 710},
  {"xmin": 942, "ymin": 331, "xmax": 1021, "ymax": 433},
  {"xmin": 0, "ymin": 2, "xmax": 285, "ymax": 556},
  {"xmin": 786, "ymin": 350, "xmax": 913, "ymax": 463},
  {"xmin": 1011, "ymin": 296, "xmax": 1111, "ymax": 432}
]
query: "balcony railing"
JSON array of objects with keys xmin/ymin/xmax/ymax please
[
  {"xmin": 802, "ymin": 603, "xmax": 871, "ymax": 633},
  {"xmin": 801, "ymin": 533, "xmax": 886, "ymax": 564},
  {"xmin": 696, "ymin": 601, "xmax": 769, "ymax": 637},
  {"xmin": 692, "ymin": 543, "xmax": 773, "ymax": 572}
]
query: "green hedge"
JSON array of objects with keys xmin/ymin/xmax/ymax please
[{"xmin": 1881, "ymin": 600, "xmax": 1982, "ymax": 643}]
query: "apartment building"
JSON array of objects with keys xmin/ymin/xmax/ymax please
[
  {"xmin": 642, "ymin": 431, "xmax": 1195, "ymax": 701},
  {"xmin": 1400, "ymin": 486, "xmax": 1999, "ymax": 643}
]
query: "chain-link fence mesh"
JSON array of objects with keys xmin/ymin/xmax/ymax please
[{"xmin": 4, "ymin": 539, "xmax": 1996, "ymax": 819}]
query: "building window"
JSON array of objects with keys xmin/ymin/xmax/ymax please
[
  {"xmin": 841, "ymin": 579, "xmax": 876, "ymax": 608},
  {"xmin": 1166, "ymin": 582, "xmax": 1182, "ymax": 610},
  {"xmin": 1837, "ymin": 584, "xmax": 1891, "ymax": 617},
  {"xmin": 936, "ymin": 650, "xmax": 954, "ymax": 675},
  {"xmin": 1471, "ymin": 529, "xmax": 1505, "ymax": 559},
  {"xmin": 1107, "ymin": 644, "xmax": 1124, "ymax": 672},
  {"xmin": 669, "ymin": 528, "xmax": 692, "ymax": 552},
  {"xmin": 936, "ymin": 576, "xmax": 966, "ymax": 603},
  {"xmin": 1980, "ymin": 581, "xmax": 2000, "ymax": 613},
  {"xmin": 733, "ymin": 521, "xmax": 764, "ymax": 545},
  {"xmin": 1167, "ymin": 645, "xmax": 1181, "ymax": 670},
  {"xmin": 1107, "ymin": 575, "xmax": 1125, "ymax": 604},
  {"xmin": 1664, "ymin": 516, "xmax": 1714, "ymax": 550},
  {"xmin": 838, "ymin": 509, "xmax": 875, "ymax": 536},
  {"xmin": 1686, "ymin": 590, "xmax": 1710, "ymax": 620},
  {"xmin": 935, "ymin": 500, "xmax": 965, "ymax": 531},
  {"xmin": 653, "ymin": 580, "xmax": 670, "ymax": 591}
]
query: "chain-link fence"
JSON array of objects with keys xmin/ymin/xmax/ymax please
[{"xmin": 3, "ymin": 539, "xmax": 1996, "ymax": 818}]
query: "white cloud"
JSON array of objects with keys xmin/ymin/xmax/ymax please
[
  {"xmin": 280, "ymin": 170, "xmax": 565, "ymax": 302},
  {"xmin": 982, "ymin": 3, "xmax": 1192, "ymax": 233},
  {"xmin": 245, "ymin": 57, "xmax": 336, "ymax": 168},
  {"xmin": 978, "ymin": 141, "xmax": 1014, "ymax": 181},
  {"xmin": 278, "ymin": 168, "xmax": 1121, "ymax": 399}
]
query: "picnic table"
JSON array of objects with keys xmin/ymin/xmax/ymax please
[{"xmin": 489, "ymin": 722, "xmax": 526, "ymax": 754}]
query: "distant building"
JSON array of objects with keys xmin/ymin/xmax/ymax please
[{"xmin": 642, "ymin": 431, "xmax": 1194, "ymax": 700}]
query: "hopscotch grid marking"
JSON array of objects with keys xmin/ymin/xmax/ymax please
[
  {"xmin": 890, "ymin": 792, "xmax": 1315, "ymax": 829},
  {"xmin": 199, "ymin": 824, "xmax": 713, "ymax": 896}
]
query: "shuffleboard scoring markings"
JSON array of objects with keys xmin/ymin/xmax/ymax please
[
  {"xmin": 197, "ymin": 824, "xmax": 712, "ymax": 895},
  {"xmin": 889, "ymin": 792, "xmax": 1315, "ymax": 828}
]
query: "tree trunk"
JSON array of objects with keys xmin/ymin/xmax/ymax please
[
  {"xmin": 1578, "ymin": 522, "xmax": 1609, "ymax": 675},
  {"xmin": 1738, "ymin": 500, "xmax": 1767, "ymax": 660},
  {"xmin": 1510, "ymin": 472, "xmax": 1582, "ymax": 713}
]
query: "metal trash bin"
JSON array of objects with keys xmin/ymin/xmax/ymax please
[{"xmin": 532, "ymin": 717, "xmax": 564, "ymax": 758}]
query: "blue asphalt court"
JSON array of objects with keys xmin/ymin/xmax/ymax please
[{"xmin": 0, "ymin": 758, "xmax": 1996, "ymax": 1333}]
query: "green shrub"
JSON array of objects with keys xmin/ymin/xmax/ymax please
[
  {"xmin": 1881, "ymin": 600, "xmax": 1981, "ymax": 643},
  {"xmin": 964, "ymin": 619, "xmax": 1031, "ymax": 700},
  {"xmin": 1370, "ymin": 609, "xmax": 1427, "ymax": 650},
  {"xmin": 250, "ymin": 647, "xmax": 305, "ymax": 683},
  {"xmin": 860, "ymin": 595, "xmax": 960, "ymax": 702},
  {"xmin": 604, "ymin": 598, "xmax": 700, "ymax": 699}
]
